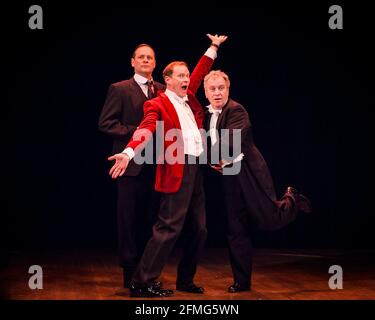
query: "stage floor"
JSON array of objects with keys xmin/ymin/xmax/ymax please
[{"xmin": 1, "ymin": 248, "xmax": 374, "ymax": 300}]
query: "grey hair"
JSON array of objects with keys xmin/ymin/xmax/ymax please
[{"xmin": 203, "ymin": 70, "xmax": 231, "ymax": 88}]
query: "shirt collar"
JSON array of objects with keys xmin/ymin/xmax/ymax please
[
  {"xmin": 165, "ymin": 89, "xmax": 189, "ymax": 105},
  {"xmin": 206, "ymin": 104, "xmax": 222, "ymax": 114},
  {"xmin": 134, "ymin": 73, "xmax": 152, "ymax": 85}
]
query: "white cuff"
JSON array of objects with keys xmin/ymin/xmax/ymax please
[
  {"xmin": 122, "ymin": 147, "xmax": 135, "ymax": 160},
  {"xmin": 204, "ymin": 47, "xmax": 217, "ymax": 60},
  {"xmin": 221, "ymin": 153, "xmax": 244, "ymax": 167}
]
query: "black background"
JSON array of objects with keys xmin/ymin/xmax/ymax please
[{"xmin": 2, "ymin": 1, "xmax": 374, "ymax": 251}]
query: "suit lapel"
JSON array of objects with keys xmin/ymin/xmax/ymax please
[
  {"xmin": 205, "ymin": 111, "xmax": 212, "ymax": 130},
  {"xmin": 216, "ymin": 109, "xmax": 226, "ymax": 130},
  {"xmin": 216, "ymin": 99, "xmax": 231, "ymax": 129},
  {"xmin": 131, "ymin": 77, "xmax": 148, "ymax": 100},
  {"xmin": 160, "ymin": 93, "xmax": 182, "ymax": 129}
]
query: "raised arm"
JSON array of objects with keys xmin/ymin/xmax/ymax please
[{"xmin": 189, "ymin": 34, "xmax": 228, "ymax": 95}]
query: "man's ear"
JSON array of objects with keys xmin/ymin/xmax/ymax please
[
  {"xmin": 131, "ymin": 58, "xmax": 135, "ymax": 68},
  {"xmin": 204, "ymin": 88, "xmax": 209, "ymax": 98}
]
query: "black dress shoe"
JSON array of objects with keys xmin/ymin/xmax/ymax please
[
  {"xmin": 176, "ymin": 283, "xmax": 204, "ymax": 294},
  {"xmin": 228, "ymin": 283, "xmax": 251, "ymax": 293},
  {"xmin": 151, "ymin": 281, "xmax": 173, "ymax": 295},
  {"xmin": 151, "ymin": 281, "xmax": 163, "ymax": 290},
  {"xmin": 123, "ymin": 270, "xmax": 162, "ymax": 289},
  {"xmin": 129, "ymin": 284, "xmax": 173, "ymax": 298},
  {"xmin": 286, "ymin": 186, "xmax": 312, "ymax": 213}
]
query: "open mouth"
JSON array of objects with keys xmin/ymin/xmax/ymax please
[{"xmin": 181, "ymin": 85, "xmax": 188, "ymax": 90}]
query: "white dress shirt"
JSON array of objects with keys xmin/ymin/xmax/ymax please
[
  {"xmin": 207, "ymin": 104, "xmax": 222, "ymax": 146},
  {"xmin": 134, "ymin": 73, "xmax": 153, "ymax": 98},
  {"xmin": 206, "ymin": 103, "xmax": 244, "ymax": 166},
  {"xmin": 165, "ymin": 89, "xmax": 204, "ymax": 156}
]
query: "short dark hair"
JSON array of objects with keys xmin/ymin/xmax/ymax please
[
  {"xmin": 162, "ymin": 61, "xmax": 188, "ymax": 79},
  {"xmin": 132, "ymin": 44, "xmax": 155, "ymax": 58}
]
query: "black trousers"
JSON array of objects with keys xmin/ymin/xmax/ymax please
[
  {"xmin": 132, "ymin": 160, "xmax": 207, "ymax": 286},
  {"xmin": 237, "ymin": 164, "xmax": 299, "ymax": 231},
  {"xmin": 116, "ymin": 164, "xmax": 158, "ymax": 273},
  {"xmin": 221, "ymin": 165, "xmax": 299, "ymax": 286},
  {"xmin": 222, "ymin": 174, "xmax": 253, "ymax": 287}
]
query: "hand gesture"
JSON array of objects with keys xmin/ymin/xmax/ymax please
[
  {"xmin": 207, "ymin": 34, "xmax": 228, "ymax": 47},
  {"xmin": 108, "ymin": 153, "xmax": 130, "ymax": 179}
]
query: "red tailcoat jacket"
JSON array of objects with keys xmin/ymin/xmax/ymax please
[{"xmin": 127, "ymin": 55, "xmax": 214, "ymax": 193}]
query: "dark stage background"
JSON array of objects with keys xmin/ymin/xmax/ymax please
[{"xmin": 2, "ymin": 1, "xmax": 374, "ymax": 252}]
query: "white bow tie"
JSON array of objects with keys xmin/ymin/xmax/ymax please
[
  {"xmin": 174, "ymin": 95, "xmax": 189, "ymax": 105},
  {"xmin": 207, "ymin": 105, "xmax": 222, "ymax": 114}
]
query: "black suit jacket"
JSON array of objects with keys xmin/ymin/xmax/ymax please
[
  {"xmin": 99, "ymin": 77, "xmax": 165, "ymax": 176},
  {"xmin": 205, "ymin": 98, "xmax": 277, "ymax": 202}
]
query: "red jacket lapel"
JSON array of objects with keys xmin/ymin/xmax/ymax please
[{"xmin": 159, "ymin": 92, "xmax": 182, "ymax": 130}]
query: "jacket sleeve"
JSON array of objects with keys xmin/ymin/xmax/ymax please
[
  {"xmin": 188, "ymin": 55, "xmax": 214, "ymax": 96},
  {"xmin": 126, "ymin": 100, "xmax": 160, "ymax": 153},
  {"xmin": 221, "ymin": 106, "xmax": 250, "ymax": 160},
  {"xmin": 98, "ymin": 84, "xmax": 137, "ymax": 138}
]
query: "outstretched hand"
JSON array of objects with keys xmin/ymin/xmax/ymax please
[
  {"xmin": 207, "ymin": 34, "xmax": 228, "ymax": 46},
  {"xmin": 108, "ymin": 153, "xmax": 130, "ymax": 179}
]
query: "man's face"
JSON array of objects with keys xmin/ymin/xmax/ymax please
[
  {"xmin": 131, "ymin": 46, "xmax": 156, "ymax": 77},
  {"xmin": 204, "ymin": 76, "xmax": 229, "ymax": 109},
  {"xmin": 165, "ymin": 65, "xmax": 190, "ymax": 98}
]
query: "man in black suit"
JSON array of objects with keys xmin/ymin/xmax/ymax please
[
  {"xmin": 98, "ymin": 44, "xmax": 165, "ymax": 288},
  {"xmin": 203, "ymin": 70, "xmax": 312, "ymax": 293}
]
